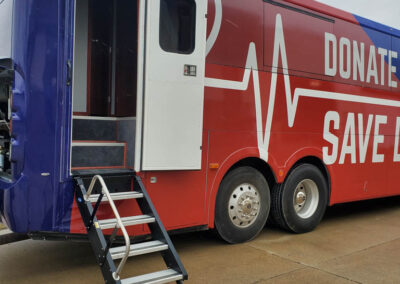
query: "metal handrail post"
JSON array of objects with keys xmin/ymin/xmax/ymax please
[{"xmin": 85, "ymin": 175, "xmax": 131, "ymax": 281}]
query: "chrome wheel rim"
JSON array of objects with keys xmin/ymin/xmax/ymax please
[
  {"xmin": 228, "ymin": 183, "xmax": 261, "ymax": 228},
  {"xmin": 293, "ymin": 179, "xmax": 319, "ymax": 219}
]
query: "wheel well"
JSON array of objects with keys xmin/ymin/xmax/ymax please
[
  {"xmin": 291, "ymin": 156, "xmax": 331, "ymax": 199},
  {"xmin": 228, "ymin": 158, "xmax": 277, "ymax": 189}
]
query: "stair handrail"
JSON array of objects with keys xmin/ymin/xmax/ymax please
[{"xmin": 85, "ymin": 175, "xmax": 130, "ymax": 281}]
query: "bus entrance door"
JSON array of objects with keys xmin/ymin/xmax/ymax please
[{"xmin": 140, "ymin": 0, "xmax": 208, "ymax": 171}]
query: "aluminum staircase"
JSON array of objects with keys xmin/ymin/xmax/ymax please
[{"xmin": 75, "ymin": 173, "xmax": 187, "ymax": 284}]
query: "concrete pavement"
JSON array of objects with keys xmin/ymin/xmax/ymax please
[{"xmin": 1, "ymin": 197, "xmax": 400, "ymax": 283}]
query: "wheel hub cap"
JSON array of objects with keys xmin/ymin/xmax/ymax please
[
  {"xmin": 295, "ymin": 191, "xmax": 307, "ymax": 206},
  {"xmin": 239, "ymin": 197, "xmax": 255, "ymax": 215},
  {"xmin": 293, "ymin": 179, "xmax": 319, "ymax": 219},
  {"xmin": 229, "ymin": 183, "xmax": 261, "ymax": 228}
]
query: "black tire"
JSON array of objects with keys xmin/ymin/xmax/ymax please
[
  {"xmin": 270, "ymin": 164, "xmax": 328, "ymax": 234},
  {"xmin": 214, "ymin": 167, "xmax": 271, "ymax": 244}
]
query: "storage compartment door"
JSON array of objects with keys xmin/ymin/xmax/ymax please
[{"xmin": 141, "ymin": 0, "xmax": 207, "ymax": 170}]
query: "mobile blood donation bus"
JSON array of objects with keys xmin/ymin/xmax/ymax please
[{"xmin": 0, "ymin": 0, "xmax": 399, "ymax": 282}]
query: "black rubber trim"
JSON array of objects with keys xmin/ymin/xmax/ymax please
[
  {"xmin": 0, "ymin": 59, "xmax": 14, "ymax": 85},
  {"xmin": 72, "ymin": 168, "xmax": 134, "ymax": 177},
  {"xmin": 0, "ymin": 58, "xmax": 12, "ymax": 70},
  {"xmin": 0, "ymin": 232, "xmax": 28, "ymax": 245},
  {"xmin": 28, "ymin": 225, "xmax": 209, "ymax": 245}
]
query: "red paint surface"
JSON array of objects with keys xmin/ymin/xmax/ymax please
[{"xmin": 70, "ymin": 0, "xmax": 400, "ymax": 235}]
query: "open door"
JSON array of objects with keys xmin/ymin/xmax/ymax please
[
  {"xmin": 88, "ymin": 0, "xmax": 113, "ymax": 116},
  {"xmin": 140, "ymin": 0, "xmax": 207, "ymax": 171}
]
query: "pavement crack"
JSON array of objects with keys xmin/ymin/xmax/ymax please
[
  {"xmin": 245, "ymin": 243, "xmax": 363, "ymax": 283},
  {"xmin": 250, "ymin": 267, "xmax": 305, "ymax": 284},
  {"xmin": 310, "ymin": 267, "xmax": 362, "ymax": 284},
  {"xmin": 317, "ymin": 235, "xmax": 400, "ymax": 266}
]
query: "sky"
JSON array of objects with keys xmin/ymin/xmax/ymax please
[{"xmin": 316, "ymin": 0, "xmax": 400, "ymax": 30}]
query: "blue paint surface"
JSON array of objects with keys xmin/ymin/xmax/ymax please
[
  {"xmin": 392, "ymin": 37, "xmax": 400, "ymax": 83},
  {"xmin": 0, "ymin": 0, "xmax": 75, "ymax": 233},
  {"xmin": 353, "ymin": 14, "xmax": 400, "ymax": 38},
  {"xmin": 354, "ymin": 14, "xmax": 400, "ymax": 82}
]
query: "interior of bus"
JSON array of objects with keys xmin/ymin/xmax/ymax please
[{"xmin": 71, "ymin": 0, "xmax": 138, "ymax": 172}]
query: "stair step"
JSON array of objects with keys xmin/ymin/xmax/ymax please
[
  {"xmin": 89, "ymin": 191, "xmax": 143, "ymax": 203},
  {"xmin": 73, "ymin": 116, "xmax": 118, "ymax": 141},
  {"xmin": 74, "ymin": 175, "xmax": 187, "ymax": 284},
  {"xmin": 81, "ymin": 174, "xmax": 133, "ymax": 195},
  {"xmin": 71, "ymin": 141, "xmax": 126, "ymax": 169},
  {"xmin": 98, "ymin": 215, "xmax": 155, "ymax": 230},
  {"xmin": 121, "ymin": 269, "xmax": 183, "ymax": 284},
  {"xmin": 110, "ymin": 240, "xmax": 169, "ymax": 260}
]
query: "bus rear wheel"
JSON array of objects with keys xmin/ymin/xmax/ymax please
[
  {"xmin": 214, "ymin": 167, "xmax": 271, "ymax": 244},
  {"xmin": 271, "ymin": 164, "xmax": 328, "ymax": 234}
]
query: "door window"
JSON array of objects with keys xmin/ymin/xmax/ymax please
[{"xmin": 159, "ymin": 0, "xmax": 196, "ymax": 54}]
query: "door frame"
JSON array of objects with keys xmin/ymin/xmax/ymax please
[{"xmin": 134, "ymin": 0, "xmax": 146, "ymax": 172}]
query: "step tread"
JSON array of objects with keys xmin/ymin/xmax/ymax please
[
  {"xmin": 98, "ymin": 215, "xmax": 155, "ymax": 230},
  {"xmin": 73, "ymin": 116, "xmax": 136, "ymax": 121},
  {"xmin": 121, "ymin": 269, "xmax": 182, "ymax": 284},
  {"xmin": 89, "ymin": 191, "xmax": 143, "ymax": 203},
  {"xmin": 72, "ymin": 141, "xmax": 126, "ymax": 146},
  {"xmin": 110, "ymin": 240, "xmax": 169, "ymax": 260}
]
